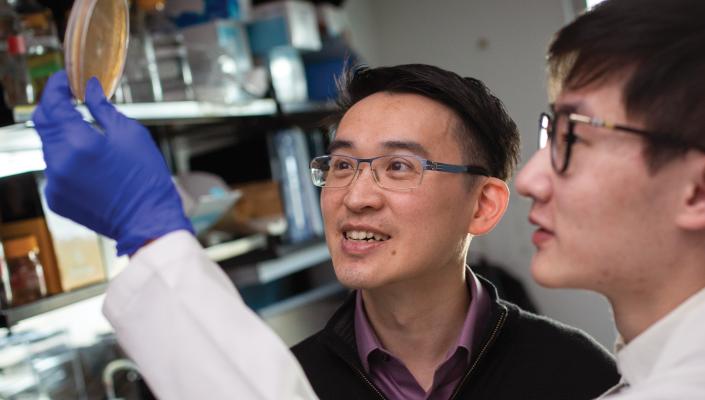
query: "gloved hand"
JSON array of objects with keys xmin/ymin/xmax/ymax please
[{"xmin": 32, "ymin": 71, "xmax": 193, "ymax": 256}]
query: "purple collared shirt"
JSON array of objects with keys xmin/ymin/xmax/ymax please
[{"xmin": 354, "ymin": 270, "xmax": 490, "ymax": 400}]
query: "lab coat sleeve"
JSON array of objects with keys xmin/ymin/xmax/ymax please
[{"xmin": 102, "ymin": 230, "xmax": 319, "ymax": 400}]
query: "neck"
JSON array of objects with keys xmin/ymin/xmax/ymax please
[
  {"xmin": 610, "ymin": 251, "xmax": 705, "ymax": 343},
  {"xmin": 361, "ymin": 263, "xmax": 470, "ymax": 390}
]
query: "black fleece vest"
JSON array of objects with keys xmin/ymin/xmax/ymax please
[{"xmin": 292, "ymin": 277, "xmax": 620, "ymax": 400}]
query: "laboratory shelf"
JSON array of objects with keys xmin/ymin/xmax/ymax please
[
  {"xmin": 224, "ymin": 241, "xmax": 330, "ymax": 287},
  {"xmin": 258, "ymin": 281, "xmax": 345, "ymax": 319},
  {"xmin": 0, "ymin": 282, "xmax": 108, "ymax": 328},
  {"xmin": 0, "ymin": 123, "xmax": 44, "ymax": 179},
  {"xmin": 278, "ymin": 100, "xmax": 337, "ymax": 115},
  {"xmin": 204, "ymin": 234, "xmax": 268, "ymax": 263},
  {"xmin": 0, "ymin": 122, "xmax": 40, "ymax": 152},
  {"xmin": 13, "ymin": 99, "xmax": 279, "ymax": 125}
]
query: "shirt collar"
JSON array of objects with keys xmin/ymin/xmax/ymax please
[
  {"xmin": 354, "ymin": 267, "xmax": 491, "ymax": 372},
  {"xmin": 615, "ymin": 286, "xmax": 705, "ymax": 385}
]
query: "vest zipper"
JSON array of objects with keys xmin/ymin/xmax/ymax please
[
  {"xmin": 350, "ymin": 362, "xmax": 388, "ymax": 400},
  {"xmin": 448, "ymin": 305, "xmax": 508, "ymax": 400}
]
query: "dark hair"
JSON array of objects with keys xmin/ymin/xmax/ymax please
[
  {"xmin": 548, "ymin": 0, "xmax": 705, "ymax": 170},
  {"xmin": 331, "ymin": 64, "xmax": 520, "ymax": 181}
]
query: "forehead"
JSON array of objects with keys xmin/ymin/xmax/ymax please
[
  {"xmin": 334, "ymin": 92, "xmax": 462, "ymax": 156},
  {"xmin": 554, "ymin": 79, "xmax": 627, "ymax": 119}
]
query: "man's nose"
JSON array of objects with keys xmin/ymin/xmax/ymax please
[
  {"xmin": 516, "ymin": 147, "xmax": 552, "ymax": 203},
  {"xmin": 343, "ymin": 166, "xmax": 384, "ymax": 212}
]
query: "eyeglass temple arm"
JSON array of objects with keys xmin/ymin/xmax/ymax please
[
  {"xmin": 568, "ymin": 113, "xmax": 705, "ymax": 150},
  {"xmin": 426, "ymin": 161, "xmax": 490, "ymax": 176}
]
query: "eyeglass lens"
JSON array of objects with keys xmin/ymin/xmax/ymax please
[
  {"xmin": 539, "ymin": 112, "xmax": 573, "ymax": 173},
  {"xmin": 311, "ymin": 155, "xmax": 424, "ymax": 189}
]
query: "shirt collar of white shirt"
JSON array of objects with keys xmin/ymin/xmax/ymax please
[{"xmin": 614, "ymin": 286, "xmax": 705, "ymax": 386}]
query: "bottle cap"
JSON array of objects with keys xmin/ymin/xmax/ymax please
[
  {"xmin": 7, "ymin": 34, "xmax": 26, "ymax": 54},
  {"xmin": 3, "ymin": 235, "xmax": 39, "ymax": 259}
]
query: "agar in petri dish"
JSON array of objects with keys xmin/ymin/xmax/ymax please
[{"xmin": 64, "ymin": 0, "xmax": 129, "ymax": 101}]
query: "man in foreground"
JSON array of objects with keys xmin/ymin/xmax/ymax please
[
  {"xmin": 516, "ymin": 0, "xmax": 705, "ymax": 397},
  {"xmin": 291, "ymin": 64, "xmax": 617, "ymax": 399}
]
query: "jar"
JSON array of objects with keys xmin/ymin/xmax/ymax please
[{"xmin": 3, "ymin": 235, "xmax": 47, "ymax": 306}]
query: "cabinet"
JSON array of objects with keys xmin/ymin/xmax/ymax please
[{"xmin": 0, "ymin": 98, "xmax": 344, "ymax": 330}]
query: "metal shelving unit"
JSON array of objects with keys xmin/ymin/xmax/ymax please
[
  {"xmin": 0, "ymin": 283, "xmax": 108, "ymax": 328},
  {"xmin": 0, "ymin": 98, "xmax": 335, "ymax": 328}
]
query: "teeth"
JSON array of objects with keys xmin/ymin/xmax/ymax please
[{"xmin": 345, "ymin": 230, "xmax": 390, "ymax": 241}]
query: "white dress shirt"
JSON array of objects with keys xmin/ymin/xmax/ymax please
[
  {"xmin": 102, "ymin": 230, "xmax": 318, "ymax": 400},
  {"xmin": 600, "ymin": 286, "xmax": 705, "ymax": 399}
]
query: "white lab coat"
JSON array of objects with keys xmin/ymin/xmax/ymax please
[
  {"xmin": 598, "ymin": 286, "xmax": 705, "ymax": 399},
  {"xmin": 102, "ymin": 230, "xmax": 318, "ymax": 400}
]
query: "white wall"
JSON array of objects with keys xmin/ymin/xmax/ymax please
[{"xmin": 343, "ymin": 0, "xmax": 617, "ymax": 348}]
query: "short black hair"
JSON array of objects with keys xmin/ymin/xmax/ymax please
[
  {"xmin": 331, "ymin": 64, "xmax": 520, "ymax": 181},
  {"xmin": 548, "ymin": 0, "xmax": 705, "ymax": 170}
]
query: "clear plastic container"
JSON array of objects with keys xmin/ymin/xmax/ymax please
[{"xmin": 64, "ymin": 0, "xmax": 129, "ymax": 101}]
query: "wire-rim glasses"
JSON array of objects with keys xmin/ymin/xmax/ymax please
[{"xmin": 310, "ymin": 154, "xmax": 490, "ymax": 190}]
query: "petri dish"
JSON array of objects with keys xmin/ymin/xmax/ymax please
[{"xmin": 64, "ymin": 0, "xmax": 129, "ymax": 101}]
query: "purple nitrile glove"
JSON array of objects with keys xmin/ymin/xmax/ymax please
[{"xmin": 32, "ymin": 71, "xmax": 193, "ymax": 256}]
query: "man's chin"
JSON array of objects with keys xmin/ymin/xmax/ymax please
[
  {"xmin": 531, "ymin": 258, "xmax": 568, "ymax": 289},
  {"xmin": 333, "ymin": 268, "xmax": 379, "ymax": 290},
  {"xmin": 531, "ymin": 259, "xmax": 591, "ymax": 290}
]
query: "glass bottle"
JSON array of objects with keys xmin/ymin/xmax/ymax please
[
  {"xmin": 3, "ymin": 235, "xmax": 47, "ymax": 306},
  {"xmin": 14, "ymin": 0, "xmax": 62, "ymax": 102},
  {"xmin": 0, "ymin": 0, "xmax": 34, "ymax": 106}
]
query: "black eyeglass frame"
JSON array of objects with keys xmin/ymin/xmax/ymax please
[
  {"xmin": 538, "ymin": 110, "xmax": 700, "ymax": 174},
  {"xmin": 310, "ymin": 154, "xmax": 490, "ymax": 190}
]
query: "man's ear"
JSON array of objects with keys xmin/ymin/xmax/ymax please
[
  {"xmin": 676, "ymin": 152, "xmax": 705, "ymax": 231},
  {"xmin": 468, "ymin": 177, "xmax": 510, "ymax": 236}
]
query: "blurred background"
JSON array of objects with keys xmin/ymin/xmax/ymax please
[{"xmin": 0, "ymin": 0, "xmax": 614, "ymax": 398}]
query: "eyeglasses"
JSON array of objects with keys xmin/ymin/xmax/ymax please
[
  {"xmin": 310, "ymin": 154, "xmax": 490, "ymax": 190},
  {"xmin": 538, "ymin": 110, "xmax": 695, "ymax": 174}
]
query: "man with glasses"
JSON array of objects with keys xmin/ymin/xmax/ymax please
[
  {"xmin": 32, "ymin": 63, "xmax": 618, "ymax": 399},
  {"xmin": 292, "ymin": 65, "xmax": 617, "ymax": 399},
  {"xmin": 516, "ymin": 0, "xmax": 705, "ymax": 398}
]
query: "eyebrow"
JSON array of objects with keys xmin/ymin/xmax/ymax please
[
  {"xmin": 553, "ymin": 101, "xmax": 589, "ymax": 115},
  {"xmin": 327, "ymin": 139, "xmax": 430, "ymax": 158},
  {"xmin": 327, "ymin": 139, "xmax": 353, "ymax": 153},
  {"xmin": 381, "ymin": 141, "xmax": 430, "ymax": 158}
]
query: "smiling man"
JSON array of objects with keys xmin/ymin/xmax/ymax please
[
  {"xmin": 291, "ymin": 64, "xmax": 618, "ymax": 399},
  {"xmin": 516, "ymin": 0, "xmax": 705, "ymax": 398}
]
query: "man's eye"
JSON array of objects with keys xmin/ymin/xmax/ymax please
[
  {"xmin": 333, "ymin": 160, "xmax": 353, "ymax": 170},
  {"xmin": 388, "ymin": 159, "xmax": 413, "ymax": 171}
]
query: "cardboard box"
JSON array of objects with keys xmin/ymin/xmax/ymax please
[
  {"xmin": 37, "ymin": 182, "xmax": 107, "ymax": 292},
  {"xmin": 213, "ymin": 180, "xmax": 286, "ymax": 235}
]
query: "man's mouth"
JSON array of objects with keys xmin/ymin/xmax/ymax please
[{"xmin": 343, "ymin": 230, "xmax": 391, "ymax": 242}]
